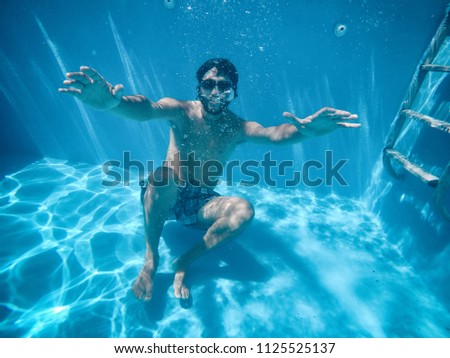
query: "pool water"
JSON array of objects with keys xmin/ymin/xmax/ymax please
[
  {"xmin": 1, "ymin": 0, "xmax": 450, "ymax": 338},
  {"xmin": 1, "ymin": 158, "xmax": 449, "ymax": 337}
]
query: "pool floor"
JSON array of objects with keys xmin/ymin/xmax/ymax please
[{"xmin": 0, "ymin": 158, "xmax": 449, "ymax": 337}]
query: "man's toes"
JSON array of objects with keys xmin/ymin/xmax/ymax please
[
  {"xmin": 132, "ymin": 282, "xmax": 142, "ymax": 299},
  {"xmin": 174, "ymin": 282, "xmax": 189, "ymax": 299},
  {"xmin": 133, "ymin": 281, "xmax": 152, "ymax": 301},
  {"xmin": 174, "ymin": 285, "xmax": 181, "ymax": 299},
  {"xmin": 181, "ymin": 287, "xmax": 190, "ymax": 300},
  {"xmin": 173, "ymin": 272, "xmax": 184, "ymax": 298}
]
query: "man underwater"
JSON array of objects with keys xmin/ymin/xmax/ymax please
[{"xmin": 59, "ymin": 58, "xmax": 360, "ymax": 306}]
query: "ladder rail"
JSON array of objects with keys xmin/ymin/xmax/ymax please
[
  {"xmin": 421, "ymin": 64, "xmax": 450, "ymax": 72},
  {"xmin": 384, "ymin": 7, "xmax": 449, "ymax": 151},
  {"xmin": 382, "ymin": 6, "xmax": 450, "ymax": 221},
  {"xmin": 384, "ymin": 149, "xmax": 440, "ymax": 187},
  {"xmin": 401, "ymin": 109, "xmax": 450, "ymax": 133}
]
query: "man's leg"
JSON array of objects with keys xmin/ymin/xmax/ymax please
[
  {"xmin": 132, "ymin": 167, "xmax": 178, "ymax": 301},
  {"xmin": 172, "ymin": 196, "xmax": 255, "ymax": 299}
]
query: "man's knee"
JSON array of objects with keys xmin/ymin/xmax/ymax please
[{"xmin": 234, "ymin": 198, "xmax": 255, "ymax": 226}]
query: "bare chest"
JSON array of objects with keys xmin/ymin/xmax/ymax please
[{"xmin": 174, "ymin": 117, "xmax": 241, "ymax": 160}]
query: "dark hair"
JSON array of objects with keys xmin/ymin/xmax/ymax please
[{"xmin": 196, "ymin": 58, "xmax": 238, "ymax": 95}]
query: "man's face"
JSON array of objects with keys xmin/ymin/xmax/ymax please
[{"xmin": 198, "ymin": 67, "xmax": 235, "ymax": 115}]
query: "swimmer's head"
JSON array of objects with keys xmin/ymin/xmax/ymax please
[
  {"xmin": 196, "ymin": 58, "xmax": 239, "ymax": 114},
  {"xmin": 196, "ymin": 58, "xmax": 238, "ymax": 97}
]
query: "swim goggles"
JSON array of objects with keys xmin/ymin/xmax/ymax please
[{"xmin": 200, "ymin": 79, "xmax": 233, "ymax": 92}]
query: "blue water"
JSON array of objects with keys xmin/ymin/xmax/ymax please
[
  {"xmin": 1, "ymin": 1, "xmax": 450, "ymax": 337},
  {"xmin": 1, "ymin": 158, "xmax": 448, "ymax": 337}
]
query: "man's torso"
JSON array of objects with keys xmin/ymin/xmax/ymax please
[{"xmin": 164, "ymin": 100, "xmax": 245, "ymax": 187}]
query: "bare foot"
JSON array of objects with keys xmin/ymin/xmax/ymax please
[
  {"xmin": 132, "ymin": 264, "xmax": 155, "ymax": 301},
  {"xmin": 173, "ymin": 270, "xmax": 190, "ymax": 299}
]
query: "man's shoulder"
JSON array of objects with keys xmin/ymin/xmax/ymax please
[{"xmin": 155, "ymin": 98, "xmax": 199, "ymax": 122}]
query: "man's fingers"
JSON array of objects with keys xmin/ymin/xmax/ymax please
[
  {"xmin": 63, "ymin": 79, "xmax": 84, "ymax": 90},
  {"xmin": 282, "ymin": 111, "xmax": 298, "ymax": 119},
  {"xmin": 59, "ymin": 76, "xmax": 84, "ymax": 96},
  {"xmin": 112, "ymin": 84, "xmax": 124, "ymax": 98},
  {"xmin": 337, "ymin": 122, "xmax": 361, "ymax": 128},
  {"xmin": 325, "ymin": 109, "xmax": 354, "ymax": 116},
  {"xmin": 66, "ymin": 71, "xmax": 93, "ymax": 85},
  {"xmin": 283, "ymin": 111, "xmax": 305, "ymax": 126},
  {"xmin": 58, "ymin": 87, "xmax": 81, "ymax": 96},
  {"xmin": 318, "ymin": 107, "xmax": 336, "ymax": 115},
  {"xmin": 320, "ymin": 108, "xmax": 358, "ymax": 119},
  {"xmin": 329, "ymin": 114, "xmax": 359, "ymax": 121},
  {"xmin": 80, "ymin": 66, "xmax": 103, "ymax": 82},
  {"xmin": 344, "ymin": 114, "xmax": 358, "ymax": 120}
]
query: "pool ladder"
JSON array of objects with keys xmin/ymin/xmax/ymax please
[{"xmin": 383, "ymin": 5, "xmax": 450, "ymax": 221}]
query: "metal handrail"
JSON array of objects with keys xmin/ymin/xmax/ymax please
[{"xmin": 382, "ymin": 6, "xmax": 450, "ymax": 221}]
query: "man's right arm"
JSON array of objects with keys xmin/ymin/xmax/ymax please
[
  {"xmin": 59, "ymin": 66, "xmax": 182, "ymax": 122},
  {"xmin": 109, "ymin": 95, "xmax": 183, "ymax": 121}
]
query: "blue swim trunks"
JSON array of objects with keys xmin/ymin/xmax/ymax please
[{"xmin": 140, "ymin": 181, "xmax": 220, "ymax": 226}]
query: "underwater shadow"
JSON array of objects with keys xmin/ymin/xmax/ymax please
[
  {"xmin": 136, "ymin": 213, "xmax": 338, "ymax": 337},
  {"xmin": 131, "ymin": 220, "xmax": 272, "ymax": 331},
  {"xmin": 162, "ymin": 220, "xmax": 273, "ymax": 282}
]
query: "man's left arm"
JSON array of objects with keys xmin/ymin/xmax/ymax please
[{"xmin": 243, "ymin": 107, "xmax": 360, "ymax": 144}]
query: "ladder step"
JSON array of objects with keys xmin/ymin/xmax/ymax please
[
  {"xmin": 421, "ymin": 64, "xmax": 450, "ymax": 72},
  {"xmin": 384, "ymin": 149, "xmax": 440, "ymax": 187},
  {"xmin": 401, "ymin": 109, "xmax": 450, "ymax": 133}
]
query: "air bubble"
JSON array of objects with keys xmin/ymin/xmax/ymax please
[
  {"xmin": 334, "ymin": 23, "xmax": 347, "ymax": 37},
  {"xmin": 163, "ymin": 0, "xmax": 175, "ymax": 10}
]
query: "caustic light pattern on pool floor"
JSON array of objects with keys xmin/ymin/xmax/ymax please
[{"xmin": 0, "ymin": 158, "xmax": 449, "ymax": 337}]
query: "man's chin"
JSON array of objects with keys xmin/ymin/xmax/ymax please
[
  {"xmin": 205, "ymin": 107, "xmax": 223, "ymax": 115},
  {"xmin": 204, "ymin": 103, "xmax": 228, "ymax": 115},
  {"xmin": 199, "ymin": 96, "xmax": 229, "ymax": 115}
]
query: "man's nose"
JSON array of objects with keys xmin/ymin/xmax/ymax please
[{"xmin": 210, "ymin": 86, "xmax": 220, "ymax": 95}]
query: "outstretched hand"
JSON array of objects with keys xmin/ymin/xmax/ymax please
[
  {"xmin": 283, "ymin": 107, "xmax": 360, "ymax": 137},
  {"xmin": 58, "ymin": 66, "xmax": 124, "ymax": 111}
]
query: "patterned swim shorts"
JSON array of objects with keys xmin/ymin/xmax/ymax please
[{"xmin": 140, "ymin": 181, "xmax": 220, "ymax": 226}]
